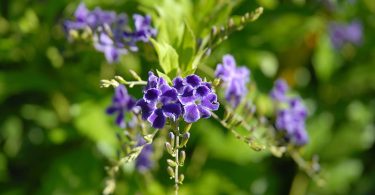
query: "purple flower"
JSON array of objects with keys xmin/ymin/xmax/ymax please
[
  {"xmin": 136, "ymin": 72, "xmax": 182, "ymax": 129},
  {"xmin": 106, "ymin": 84, "xmax": 136, "ymax": 128},
  {"xmin": 270, "ymin": 80, "xmax": 309, "ymax": 146},
  {"xmin": 270, "ymin": 79, "xmax": 289, "ymax": 102},
  {"xmin": 132, "ymin": 14, "xmax": 157, "ymax": 42},
  {"xmin": 135, "ymin": 137, "xmax": 153, "ymax": 172},
  {"xmin": 275, "ymin": 98, "xmax": 308, "ymax": 145},
  {"xmin": 215, "ymin": 54, "xmax": 250, "ymax": 108},
  {"xmin": 64, "ymin": 3, "xmax": 156, "ymax": 63},
  {"xmin": 94, "ymin": 33, "xmax": 128, "ymax": 63},
  {"xmin": 174, "ymin": 75, "xmax": 220, "ymax": 123},
  {"xmin": 329, "ymin": 20, "xmax": 363, "ymax": 49}
]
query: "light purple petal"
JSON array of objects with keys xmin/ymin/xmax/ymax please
[
  {"xmin": 201, "ymin": 93, "xmax": 219, "ymax": 111},
  {"xmin": 198, "ymin": 105, "xmax": 211, "ymax": 119},
  {"xmin": 178, "ymin": 85, "xmax": 195, "ymax": 105},
  {"xmin": 183, "ymin": 103, "xmax": 200, "ymax": 123}
]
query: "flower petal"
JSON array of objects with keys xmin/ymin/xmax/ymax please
[
  {"xmin": 106, "ymin": 106, "xmax": 117, "ymax": 114},
  {"xmin": 144, "ymin": 88, "xmax": 160, "ymax": 102},
  {"xmin": 136, "ymin": 99, "xmax": 155, "ymax": 120},
  {"xmin": 185, "ymin": 74, "xmax": 202, "ymax": 87},
  {"xmin": 198, "ymin": 105, "xmax": 211, "ymax": 118},
  {"xmin": 183, "ymin": 103, "xmax": 200, "ymax": 123},
  {"xmin": 162, "ymin": 103, "xmax": 182, "ymax": 119},
  {"xmin": 116, "ymin": 111, "xmax": 125, "ymax": 128},
  {"xmin": 196, "ymin": 85, "xmax": 210, "ymax": 97},
  {"xmin": 173, "ymin": 77, "xmax": 184, "ymax": 93},
  {"xmin": 201, "ymin": 93, "xmax": 219, "ymax": 111},
  {"xmin": 147, "ymin": 108, "xmax": 166, "ymax": 129},
  {"xmin": 178, "ymin": 85, "xmax": 195, "ymax": 105}
]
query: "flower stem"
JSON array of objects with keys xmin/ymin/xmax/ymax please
[{"xmin": 174, "ymin": 133, "xmax": 179, "ymax": 195}]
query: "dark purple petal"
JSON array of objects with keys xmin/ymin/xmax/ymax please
[
  {"xmin": 185, "ymin": 75, "xmax": 202, "ymax": 87},
  {"xmin": 173, "ymin": 77, "xmax": 184, "ymax": 93},
  {"xmin": 202, "ymin": 82, "xmax": 212, "ymax": 89},
  {"xmin": 144, "ymin": 88, "xmax": 160, "ymax": 102},
  {"xmin": 116, "ymin": 110, "xmax": 125, "ymax": 128},
  {"xmin": 183, "ymin": 103, "xmax": 200, "ymax": 123},
  {"xmin": 162, "ymin": 103, "xmax": 182, "ymax": 119},
  {"xmin": 292, "ymin": 127, "xmax": 308, "ymax": 146},
  {"xmin": 148, "ymin": 108, "xmax": 166, "ymax": 129},
  {"xmin": 106, "ymin": 106, "xmax": 117, "ymax": 114},
  {"xmin": 136, "ymin": 99, "xmax": 155, "ymax": 120},
  {"xmin": 198, "ymin": 105, "xmax": 211, "ymax": 118},
  {"xmin": 196, "ymin": 85, "xmax": 210, "ymax": 97},
  {"xmin": 145, "ymin": 71, "xmax": 158, "ymax": 90},
  {"xmin": 161, "ymin": 88, "xmax": 178, "ymax": 101}
]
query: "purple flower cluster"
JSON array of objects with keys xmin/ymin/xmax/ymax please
[
  {"xmin": 64, "ymin": 3, "xmax": 156, "ymax": 63},
  {"xmin": 106, "ymin": 84, "xmax": 136, "ymax": 128},
  {"xmin": 329, "ymin": 20, "xmax": 363, "ymax": 49},
  {"xmin": 270, "ymin": 79, "xmax": 308, "ymax": 146},
  {"xmin": 136, "ymin": 72, "xmax": 219, "ymax": 129},
  {"xmin": 135, "ymin": 137, "xmax": 153, "ymax": 172},
  {"xmin": 174, "ymin": 75, "xmax": 220, "ymax": 123},
  {"xmin": 215, "ymin": 54, "xmax": 250, "ymax": 108}
]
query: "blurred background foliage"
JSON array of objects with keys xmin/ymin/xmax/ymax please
[{"xmin": 0, "ymin": 0, "xmax": 374, "ymax": 194}]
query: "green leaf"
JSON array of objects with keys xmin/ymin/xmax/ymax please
[
  {"xmin": 151, "ymin": 39, "xmax": 179, "ymax": 77},
  {"xmin": 178, "ymin": 23, "xmax": 196, "ymax": 71},
  {"xmin": 156, "ymin": 69, "xmax": 172, "ymax": 83},
  {"xmin": 313, "ymin": 34, "xmax": 341, "ymax": 82}
]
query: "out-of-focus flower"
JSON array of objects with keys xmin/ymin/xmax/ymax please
[
  {"xmin": 270, "ymin": 80, "xmax": 309, "ymax": 146},
  {"xmin": 329, "ymin": 20, "xmax": 363, "ymax": 49},
  {"xmin": 132, "ymin": 14, "xmax": 157, "ymax": 42},
  {"xmin": 270, "ymin": 79, "xmax": 289, "ymax": 102},
  {"xmin": 136, "ymin": 72, "xmax": 182, "ymax": 129},
  {"xmin": 135, "ymin": 137, "xmax": 153, "ymax": 172},
  {"xmin": 64, "ymin": 2, "xmax": 156, "ymax": 63},
  {"xmin": 106, "ymin": 84, "xmax": 136, "ymax": 128},
  {"xmin": 275, "ymin": 98, "xmax": 308, "ymax": 145},
  {"xmin": 215, "ymin": 54, "xmax": 250, "ymax": 108}
]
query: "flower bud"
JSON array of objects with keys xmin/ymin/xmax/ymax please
[
  {"xmin": 167, "ymin": 166, "xmax": 175, "ymax": 179},
  {"xmin": 168, "ymin": 132, "xmax": 175, "ymax": 147},
  {"xmin": 165, "ymin": 142, "xmax": 174, "ymax": 156},
  {"xmin": 167, "ymin": 159, "xmax": 177, "ymax": 167},
  {"xmin": 178, "ymin": 151, "xmax": 186, "ymax": 166},
  {"xmin": 179, "ymin": 132, "xmax": 190, "ymax": 148},
  {"xmin": 178, "ymin": 174, "xmax": 184, "ymax": 184}
]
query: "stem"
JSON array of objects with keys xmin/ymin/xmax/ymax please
[{"xmin": 174, "ymin": 133, "xmax": 180, "ymax": 195}]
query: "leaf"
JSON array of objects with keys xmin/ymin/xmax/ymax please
[
  {"xmin": 156, "ymin": 69, "xmax": 172, "ymax": 83},
  {"xmin": 178, "ymin": 23, "xmax": 196, "ymax": 71},
  {"xmin": 313, "ymin": 34, "xmax": 341, "ymax": 82},
  {"xmin": 151, "ymin": 39, "xmax": 179, "ymax": 77}
]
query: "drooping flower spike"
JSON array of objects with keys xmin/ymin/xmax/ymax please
[
  {"xmin": 135, "ymin": 137, "xmax": 153, "ymax": 172},
  {"xmin": 106, "ymin": 84, "xmax": 137, "ymax": 128},
  {"xmin": 64, "ymin": 2, "xmax": 156, "ymax": 63},
  {"xmin": 215, "ymin": 54, "xmax": 250, "ymax": 108},
  {"xmin": 270, "ymin": 79, "xmax": 309, "ymax": 146}
]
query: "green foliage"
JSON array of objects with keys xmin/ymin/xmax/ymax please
[{"xmin": 0, "ymin": 0, "xmax": 374, "ymax": 195}]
